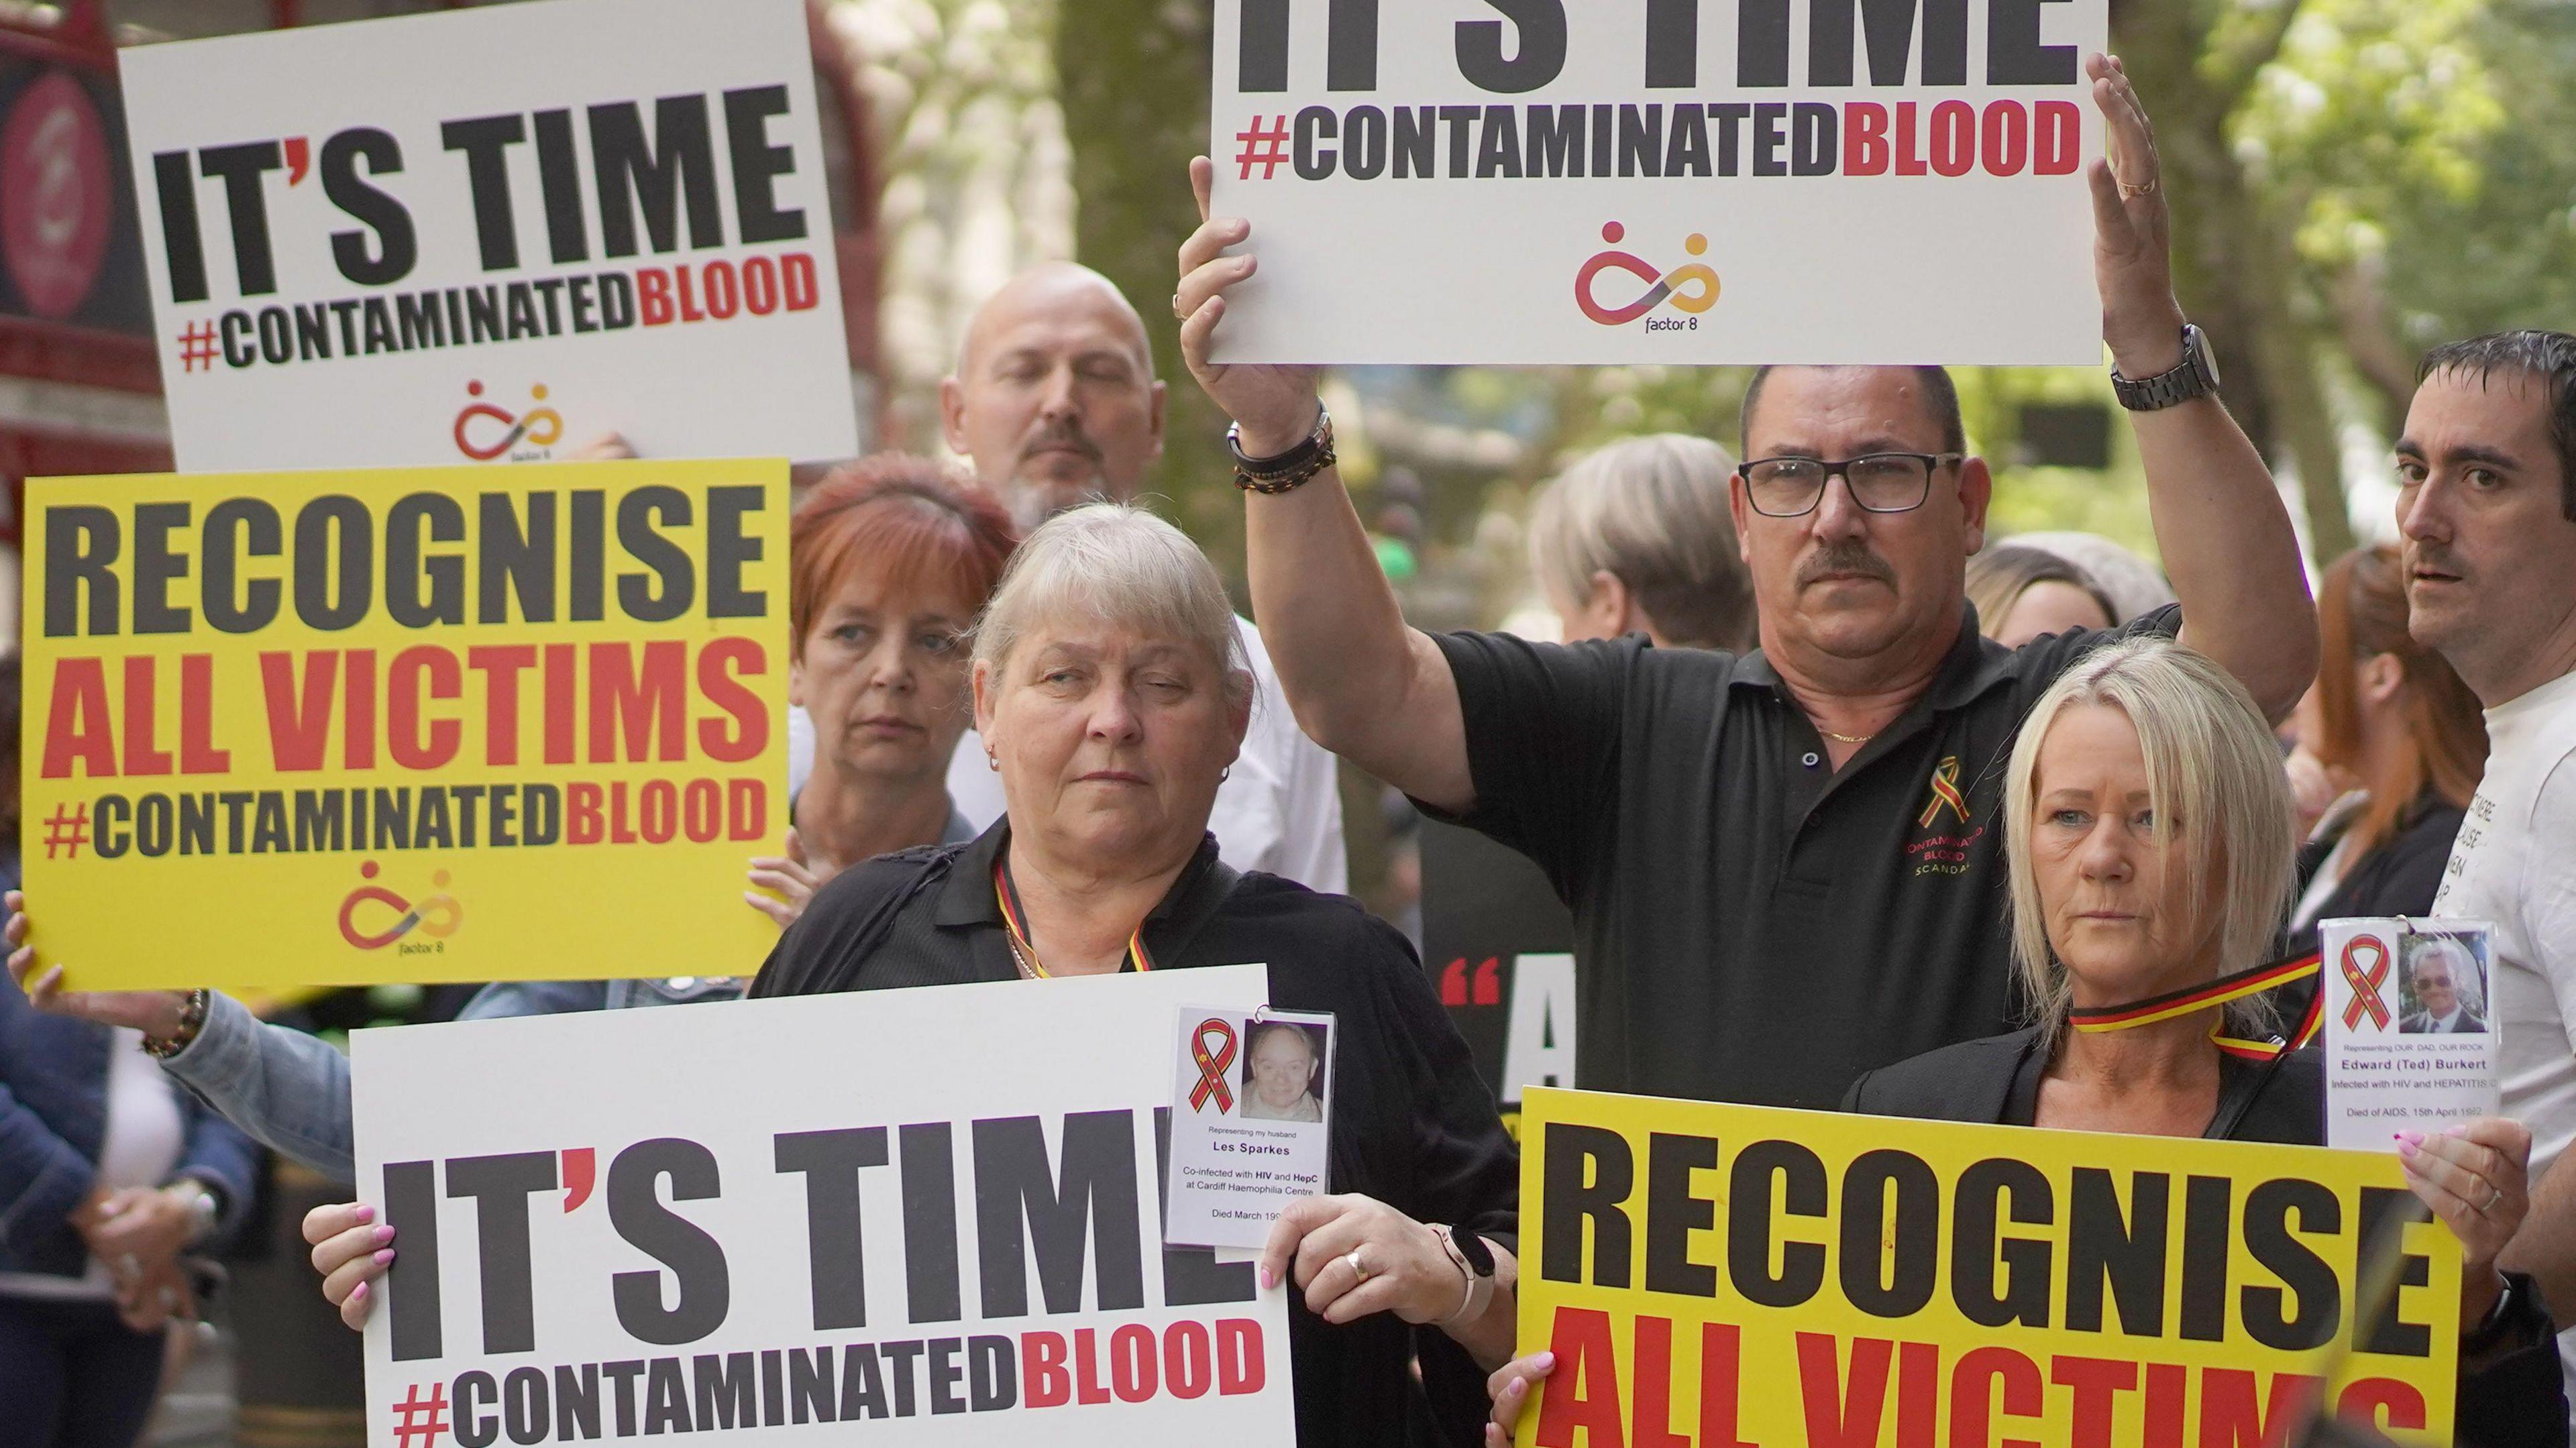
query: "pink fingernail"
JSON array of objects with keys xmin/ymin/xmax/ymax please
[
  {"xmin": 350, "ymin": 1281, "xmax": 368, "ymax": 1303},
  {"xmin": 374, "ymin": 1248, "xmax": 395, "ymax": 1265},
  {"xmin": 1533, "ymin": 1351, "xmax": 1556, "ymax": 1371},
  {"xmin": 373, "ymin": 1224, "xmax": 396, "ymax": 1243},
  {"xmin": 2396, "ymin": 1137, "xmax": 2419, "ymax": 1159},
  {"xmin": 2395, "ymin": 1130, "xmax": 2424, "ymax": 1146},
  {"xmin": 2443, "ymin": 1124, "xmax": 2469, "ymax": 1137},
  {"xmin": 353, "ymin": 1205, "xmax": 375, "ymax": 1223},
  {"xmin": 1258, "ymin": 1266, "xmax": 1275, "ymax": 1290}
]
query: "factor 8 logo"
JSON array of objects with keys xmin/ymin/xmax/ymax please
[
  {"xmin": 1575, "ymin": 222, "xmax": 1719, "ymax": 329},
  {"xmin": 452, "ymin": 380, "xmax": 562, "ymax": 461},
  {"xmin": 338, "ymin": 860, "xmax": 463, "ymax": 952}
]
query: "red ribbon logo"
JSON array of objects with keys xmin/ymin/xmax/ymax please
[
  {"xmin": 1189, "ymin": 1017, "xmax": 1238, "ymax": 1113},
  {"xmin": 2341, "ymin": 936, "xmax": 2392, "ymax": 1030}
]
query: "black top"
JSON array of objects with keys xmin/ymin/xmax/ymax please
[
  {"xmin": 1839, "ymin": 1025, "xmax": 2324, "ymax": 1141},
  {"xmin": 2285, "ymin": 792, "xmax": 2468, "ymax": 960},
  {"xmin": 1845, "ymin": 1028, "xmax": 2567, "ymax": 1448},
  {"xmin": 752, "ymin": 822, "xmax": 1519, "ymax": 1448},
  {"xmin": 1430, "ymin": 604, "xmax": 2180, "ymax": 1109}
]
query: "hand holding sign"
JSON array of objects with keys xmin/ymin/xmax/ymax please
[
  {"xmin": 304, "ymin": 1200, "xmax": 394, "ymax": 1332},
  {"xmin": 1258, "ymin": 1194, "xmax": 1446, "ymax": 1322},
  {"xmin": 5, "ymin": 893, "xmax": 193, "ymax": 1038},
  {"xmin": 2399, "ymin": 1117, "xmax": 2531, "ymax": 1324},
  {"xmin": 1179, "ymin": 155, "xmax": 1320, "ymax": 457}
]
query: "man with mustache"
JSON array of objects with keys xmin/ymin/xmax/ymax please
[
  {"xmin": 932, "ymin": 261, "xmax": 1346, "ymax": 890},
  {"xmin": 1170, "ymin": 56, "xmax": 2316, "ymax": 1110},
  {"xmin": 2404, "ymin": 329, "xmax": 2576, "ymax": 1410}
]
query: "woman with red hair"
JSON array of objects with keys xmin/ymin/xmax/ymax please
[
  {"xmin": 2284, "ymin": 543, "xmax": 2490, "ymax": 956},
  {"xmin": 748, "ymin": 456, "xmax": 1020, "ymax": 924}
]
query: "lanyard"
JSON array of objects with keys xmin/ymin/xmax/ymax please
[
  {"xmin": 2067, "ymin": 951, "xmax": 2324, "ymax": 1061},
  {"xmin": 993, "ymin": 857, "xmax": 1155, "ymax": 979}
]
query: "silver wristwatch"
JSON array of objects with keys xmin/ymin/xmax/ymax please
[{"xmin": 2110, "ymin": 323, "xmax": 2221, "ymax": 411}]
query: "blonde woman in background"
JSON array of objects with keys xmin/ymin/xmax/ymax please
[{"xmin": 1527, "ymin": 434, "xmax": 1754, "ymax": 651}]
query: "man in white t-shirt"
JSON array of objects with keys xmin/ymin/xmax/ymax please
[
  {"xmin": 790, "ymin": 262, "xmax": 1345, "ymax": 890},
  {"xmin": 2406, "ymin": 329, "xmax": 2576, "ymax": 1401}
]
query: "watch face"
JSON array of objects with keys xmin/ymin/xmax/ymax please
[{"xmin": 1452, "ymin": 1226, "xmax": 1495, "ymax": 1275}]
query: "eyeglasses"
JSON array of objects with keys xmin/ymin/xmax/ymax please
[{"xmin": 1737, "ymin": 452, "xmax": 1965, "ymax": 518}]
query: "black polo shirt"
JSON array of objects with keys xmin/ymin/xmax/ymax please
[{"xmin": 1428, "ymin": 604, "xmax": 2180, "ymax": 1110}]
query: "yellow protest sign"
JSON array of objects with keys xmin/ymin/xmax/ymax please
[
  {"xmin": 1516, "ymin": 1088, "xmax": 2458, "ymax": 1448},
  {"xmin": 23, "ymin": 460, "xmax": 788, "ymax": 991}
]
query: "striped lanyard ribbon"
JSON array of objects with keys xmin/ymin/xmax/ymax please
[
  {"xmin": 994, "ymin": 857, "xmax": 1154, "ymax": 978},
  {"xmin": 2067, "ymin": 951, "xmax": 2324, "ymax": 1061}
]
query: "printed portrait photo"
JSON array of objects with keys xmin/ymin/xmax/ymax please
[
  {"xmin": 2399, "ymin": 932, "xmax": 2490, "ymax": 1036},
  {"xmin": 1239, "ymin": 1019, "xmax": 1330, "ymax": 1123}
]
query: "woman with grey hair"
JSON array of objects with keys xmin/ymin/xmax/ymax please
[
  {"xmin": 1527, "ymin": 433, "xmax": 1754, "ymax": 651},
  {"xmin": 1488, "ymin": 636, "xmax": 2565, "ymax": 1446},
  {"xmin": 755, "ymin": 504, "xmax": 1522, "ymax": 1447}
]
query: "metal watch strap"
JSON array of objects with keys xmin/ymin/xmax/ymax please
[{"xmin": 2112, "ymin": 323, "xmax": 2218, "ymax": 412}]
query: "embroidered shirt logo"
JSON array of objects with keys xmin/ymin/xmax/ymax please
[{"xmin": 1917, "ymin": 755, "xmax": 1969, "ymax": 829}]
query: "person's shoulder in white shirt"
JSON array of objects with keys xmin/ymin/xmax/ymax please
[
  {"xmin": 926, "ymin": 616, "xmax": 1348, "ymax": 893},
  {"xmin": 2440, "ymin": 668, "xmax": 2576, "ymax": 1162}
]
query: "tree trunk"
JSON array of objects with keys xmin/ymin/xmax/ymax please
[
  {"xmin": 1055, "ymin": 1, "xmax": 1244, "ymax": 580},
  {"xmin": 2114, "ymin": 0, "xmax": 2353, "ymax": 564}
]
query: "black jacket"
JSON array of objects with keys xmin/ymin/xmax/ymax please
[
  {"xmin": 2286, "ymin": 795, "xmax": 2468, "ymax": 960},
  {"xmin": 1847, "ymin": 1027, "xmax": 2566, "ymax": 1448},
  {"xmin": 755, "ymin": 822, "xmax": 1519, "ymax": 1448}
]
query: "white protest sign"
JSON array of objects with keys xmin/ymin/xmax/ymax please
[
  {"xmin": 120, "ymin": 0, "xmax": 858, "ymax": 469},
  {"xmin": 2321, "ymin": 917, "xmax": 2499, "ymax": 1151},
  {"xmin": 351, "ymin": 968, "xmax": 1295, "ymax": 1448},
  {"xmin": 1209, "ymin": 0, "xmax": 2107, "ymax": 365}
]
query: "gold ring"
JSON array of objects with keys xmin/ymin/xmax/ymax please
[
  {"xmin": 2118, "ymin": 175, "xmax": 2158, "ymax": 199},
  {"xmin": 2483, "ymin": 1184, "xmax": 2506, "ymax": 1214},
  {"xmin": 1172, "ymin": 292, "xmax": 1187, "ymax": 319},
  {"xmin": 1346, "ymin": 1249, "xmax": 1368, "ymax": 1284}
]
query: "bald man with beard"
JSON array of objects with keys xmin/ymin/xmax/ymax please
[{"xmin": 790, "ymin": 262, "xmax": 1347, "ymax": 890}]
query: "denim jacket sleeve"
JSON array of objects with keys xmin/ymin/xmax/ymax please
[
  {"xmin": 0, "ymin": 1085, "xmax": 95, "ymax": 1262},
  {"xmin": 161, "ymin": 991, "xmax": 356, "ymax": 1185},
  {"xmin": 0, "ymin": 977, "xmax": 97, "ymax": 1261},
  {"xmin": 458, "ymin": 981, "xmax": 611, "ymax": 1019},
  {"xmin": 171, "ymin": 1100, "xmax": 262, "ymax": 1246}
]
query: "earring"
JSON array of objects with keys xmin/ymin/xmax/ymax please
[
  {"xmin": 985, "ymin": 747, "xmax": 1000, "ymax": 771},
  {"xmin": 1219, "ymin": 765, "xmax": 1232, "ymax": 783}
]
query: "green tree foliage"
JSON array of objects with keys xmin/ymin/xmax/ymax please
[{"xmin": 1055, "ymin": 0, "xmax": 1243, "ymax": 577}]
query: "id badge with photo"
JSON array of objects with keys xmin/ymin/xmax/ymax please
[
  {"xmin": 1164, "ymin": 1004, "xmax": 1336, "ymax": 1249},
  {"xmin": 2320, "ymin": 916, "xmax": 2498, "ymax": 1150}
]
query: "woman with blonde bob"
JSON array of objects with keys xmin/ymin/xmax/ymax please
[{"xmin": 1487, "ymin": 638, "xmax": 2563, "ymax": 1446}]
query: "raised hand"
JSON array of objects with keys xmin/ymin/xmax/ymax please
[
  {"xmin": 1175, "ymin": 155, "xmax": 1322, "ymax": 457},
  {"xmin": 2084, "ymin": 52, "xmax": 2187, "ymax": 377}
]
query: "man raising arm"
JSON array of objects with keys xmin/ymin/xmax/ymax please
[{"xmin": 1173, "ymin": 55, "xmax": 2316, "ymax": 1112}]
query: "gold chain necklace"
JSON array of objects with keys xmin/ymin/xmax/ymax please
[{"xmin": 1816, "ymin": 726, "xmax": 1875, "ymax": 744}]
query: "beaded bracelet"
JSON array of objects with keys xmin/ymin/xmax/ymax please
[{"xmin": 142, "ymin": 989, "xmax": 210, "ymax": 1060}]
